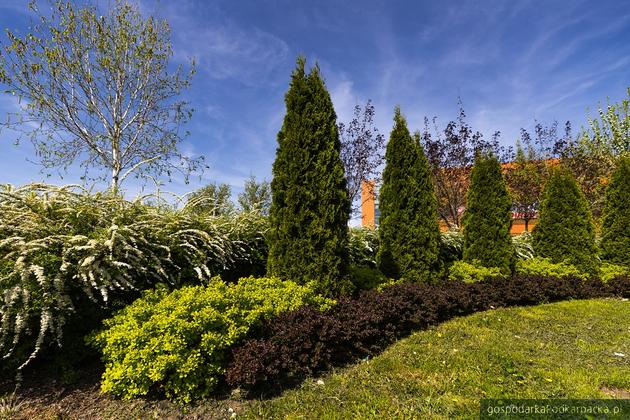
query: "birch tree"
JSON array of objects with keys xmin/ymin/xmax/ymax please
[{"xmin": 0, "ymin": 0, "xmax": 203, "ymax": 191}]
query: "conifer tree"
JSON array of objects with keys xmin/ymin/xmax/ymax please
[
  {"xmin": 532, "ymin": 167, "xmax": 598, "ymax": 273},
  {"xmin": 600, "ymin": 156, "xmax": 630, "ymax": 265},
  {"xmin": 462, "ymin": 153, "xmax": 515, "ymax": 273},
  {"xmin": 377, "ymin": 108, "xmax": 442, "ymax": 281},
  {"xmin": 267, "ymin": 57, "xmax": 351, "ymax": 295}
]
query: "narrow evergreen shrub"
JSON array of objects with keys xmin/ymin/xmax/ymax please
[
  {"xmin": 377, "ymin": 108, "xmax": 442, "ymax": 281},
  {"xmin": 600, "ymin": 156, "xmax": 630, "ymax": 266},
  {"xmin": 532, "ymin": 168, "xmax": 598, "ymax": 273},
  {"xmin": 89, "ymin": 277, "xmax": 334, "ymax": 403},
  {"xmin": 226, "ymin": 275, "xmax": 629, "ymax": 389},
  {"xmin": 267, "ymin": 57, "xmax": 351, "ymax": 295},
  {"xmin": 462, "ymin": 153, "xmax": 515, "ymax": 273}
]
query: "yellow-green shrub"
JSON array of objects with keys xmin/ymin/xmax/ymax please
[
  {"xmin": 515, "ymin": 257, "xmax": 588, "ymax": 280},
  {"xmin": 0, "ymin": 184, "xmax": 268, "ymax": 374},
  {"xmin": 448, "ymin": 261, "xmax": 505, "ymax": 283},
  {"xmin": 88, "ymin": 277, "xmax": 334, "ymax": 402},
  {"xmin": 600, "ymin": 262, "xmax": 630, "ymax": 282}
]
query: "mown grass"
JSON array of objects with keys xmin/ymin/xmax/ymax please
[{"xmin": 246, "ymin": 298, "xmax": 630, "ymax": 419}]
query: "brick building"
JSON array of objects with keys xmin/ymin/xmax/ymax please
[{"xmin": 360, "ymin": 179, "xmax": 539, "ymax": 234}]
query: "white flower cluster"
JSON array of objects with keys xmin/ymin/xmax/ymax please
[{"xmin": 0, "ymin": 183, "xmax": 268, "ymax": 373}]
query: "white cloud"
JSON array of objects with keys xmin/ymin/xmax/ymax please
[
  {"xmin": 172, "ymin": 21, "xmax": 289, "ymax": 87},
  {"xmin": 330, "ymin": 79, "xmax": 357, "ymax": 126}
]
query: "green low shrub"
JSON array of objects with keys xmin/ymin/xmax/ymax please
[
  {"xmin": 349, "ymin": 266, "xmax": 387, "ymax": 291},
  {"xmin": 515, "ymin": 257, "xmax": 587, "ymax": 280},
  {"xmin": 348, "ymin": 228, "xmax": 379, "ymax": 269},
  {"xmin": 88, "ymin": 277, "xmax": 334, "ymax": 403},
  {"xmin": 448, "ymin": 261, "xmax": 505, "ymax": 283},
  {"xmin": 439, "ymin": 230, "xmax": 464, "ymax": 264},
  {"xmin": 600, "ymin": 262, "xmax": 630, "ymax": 282},
  {"xmin": 0, "ymin": 184, "xmax": 268, "ymax": 374},
  {"xmin": 512, "ymin": 232, "xmax": 535, "ymax": 260}
]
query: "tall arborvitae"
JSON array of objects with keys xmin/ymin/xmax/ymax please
[
  {"xmin": 533, "ymin": 167, "xmax": 597, "ymax": 273},
  {"xmin": 462, "ymin": 153, "xmax": 515, "ymax": 273},
  {"xmin": 267, "ymin": 57, "xmax": 351, "ymax": 295},
  {"xmin": 600, "ymin": 156, "xmax": 630, "ymax": 266},
  {"xmin": 377, "ymin": 108, "xmax": 442, "ymax": 281}
]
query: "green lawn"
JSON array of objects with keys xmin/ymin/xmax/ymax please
[{"xmin": 245, "ymin": 299, "xmax": 630, "ymax": 419}]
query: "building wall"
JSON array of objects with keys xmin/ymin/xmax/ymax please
[
  {"xmin": 361, "ymin": 180, "xmax": 376, "ymax": 228},
  {"xmin": 361, "ymin": 179, "xmax": 538, "ymax": 234}
]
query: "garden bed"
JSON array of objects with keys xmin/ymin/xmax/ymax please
[{"xmin": 2, "ymin": 298, "xmax": 628, "ymax": 419}]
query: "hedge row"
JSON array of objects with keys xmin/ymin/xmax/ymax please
[
  {"xmin": 0, "ymin": 184, "xmax": 269, "ymax": 373},
  {"xmin": 226, "ymin": 275, "xmax": 630, "ymax": 389},
  {"xmin": 89, "ymin": 277, "xmax": 334, "ymax": 403}
]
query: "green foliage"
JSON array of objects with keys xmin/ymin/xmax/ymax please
[
  {"xmin": 584, "ymin": 87, "xmax": 630, "ymax": 158},
  {"xmin": 0, "ymin": 184, "xmax": 267, "ymax": 373},
  {"xmin": 439, "ymin": 230, "xmax": 464, "ymax": 264},
  {"xmin": 348, "ymin": 266, "xmax": 387, "ymax": 291},
  {"xmin": 0, "ymin": 1, "xmax": 202, "ymax": 190},
  {"xmin": 532, "ymin": 168, "xmax": 598, "ymax": 274},
  {"xmin": 377, "ymin": 108, "xmax": 442, "ymax": 281},
  {"xmin": 238, "ymin": 175, "xmax": 271, "ymax": 215},
  {"xmin": 90, "ymin": 277, "xmax": 333, "ymax": 403},
  {"xmin": 187, "ymin": 183, "xmax": 235, "ymax": 216},
  {"xmin": 348, "ymin": 227, "xmax": 379, "ymax": 269},
  {"xmin": 462, "ymin": 154, "xmax": 515, "ymax": 273},
  {"xmin": 561, "ymin": 87, "xmax": 630, "ymax": 218},
  {"xmin": 515, "ymin": 257, "xmax": 587, "ymax": 280},
  {"xmin": 600, "ymin": 262, "xmax": 630, "ymax": 282},
  {"xmin": 447, "ymin": 261, "xmax": 504, "ymax": 283},
  {"xmin": 505, "ymin": 140, "xmax": 550, "ymax": 225},
  {"xmin": 245, "ymin": 300, "xmax": 630, "ymax": 418},
  {"xmin": 600, "ymin": 156, "xmax": 630, "ymax": 265},
  {"xmin": 267, "ymin": 57, "xmax": 351, "ymax": 296},
  {"xmin": 512, "ymin": 232, "xmax": 535, "ymax": 260}
]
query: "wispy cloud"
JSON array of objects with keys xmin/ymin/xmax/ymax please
[
  {"xmin": 140, "ymin": 1, "xmax": 290, "ymax": 87},
  {"xmin": 174, "ymin": 23, "xmax": 290, "ymax": 86},
  {"xmin": 1, "ymin": 0, "xmax": 629, "ymax": 194}
]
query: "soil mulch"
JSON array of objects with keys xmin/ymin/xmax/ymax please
[{"xmin": 0, "ymin": 363, "xmax": 245, "ymax": 420}]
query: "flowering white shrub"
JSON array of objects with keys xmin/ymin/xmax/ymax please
[{"xmin": 0, "ymin": 184, "xmax": 267, "ymax": 374}]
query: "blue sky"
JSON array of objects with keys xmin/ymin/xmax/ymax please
[{"xmin": 1, "ymin": 0, "xmax": 629, "ymax": 206}]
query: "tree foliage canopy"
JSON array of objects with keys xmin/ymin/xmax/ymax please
[
  {"xmin": 267, "ymin": 57, "xmax": 350, "ymax": 295},
  {"xmin": 505, "ymin": 121, "xmax": 571, "ymax": 228},
  {"xmin": 187, "ymin": 183, "xmax": 234, "ymax": 216},
  {"xmin": 600, "ymin": 156, "xmax": 630, "ymax": 265},
  {"xmin": 377, "ymin": 107, "xmax": 441, "ymax": 281},
  {"xmin": 338, "ymin": 100, "xmax": 385, "ymax": 215},
  {"xmin": 462, "ymin": 153, "xmax": 515, "ymax": 273},
  {"xmin": 238, "ymin": 175, "xmax": 271, "ymax": 215},
  {"xmin": 559, "ymin": 89, "xmax": 630, "ymax": 217},
  {"xmin": 421, "ymin": 101, "xmax": 505, "ymax": 229},
  {"xmin": 532, "ymin": 167, "xmax": 598, "ymax": 273},
  {"xmin": 0, "ymin": 0, "xmax": 203, "ymax": 190}
]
